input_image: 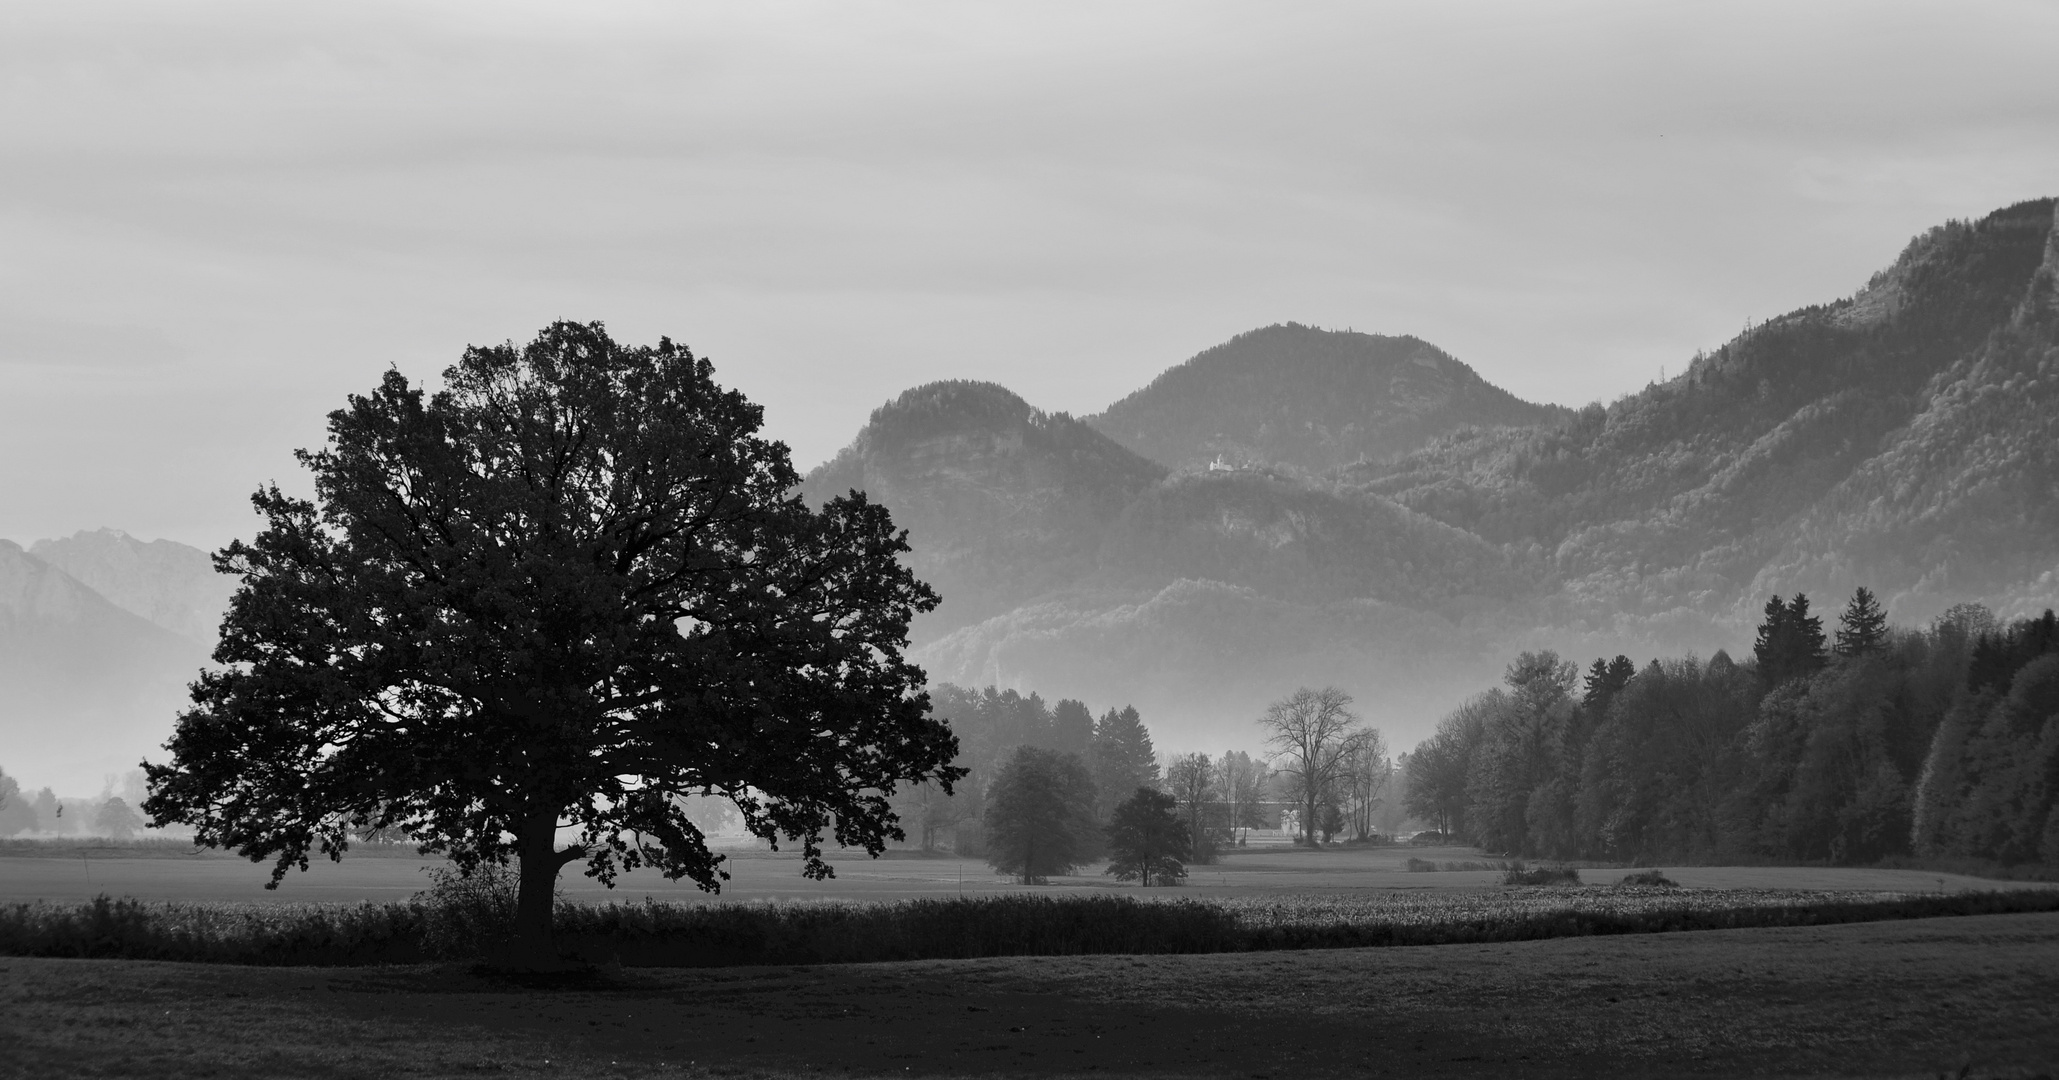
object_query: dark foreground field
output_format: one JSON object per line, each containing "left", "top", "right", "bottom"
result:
{"left": 5, "top": 912, "right": 2056, "bottom": 1080}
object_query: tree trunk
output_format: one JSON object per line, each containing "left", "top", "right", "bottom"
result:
{"left": 1305, "top": 792, "right": 1319, "bottom": 849}
{"left": 512, "top": 810, "right": 578, "bottom": 969}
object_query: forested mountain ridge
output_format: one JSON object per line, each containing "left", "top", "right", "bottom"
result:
{"left": 799, "top": 380, "right": 1169, "bottom": 632}
{"left": 802, "top": 379, "right": 1532, "bottom": 644}
{"left": 1350, "top": 196, "right": 2059, "bottom": 625}
{"left": 1088, "top": 324, "right": 1572, "bottom": 473}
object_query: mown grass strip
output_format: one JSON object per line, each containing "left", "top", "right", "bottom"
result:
{"left": 4, "top": 888, "right": 2055, "bottom": 968}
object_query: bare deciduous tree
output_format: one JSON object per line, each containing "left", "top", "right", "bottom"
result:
{"left": 1164, "top": 752, "right": 1216, "bottom": 859}
{"left": 1338, "top": 730, "right": 1391, "bottom": 840}
{"left": 1214, "top": 751, "right": 1270, "bottom": 845}
{"left": 1256, "top": 686, "right": 1374, "bottom": 848}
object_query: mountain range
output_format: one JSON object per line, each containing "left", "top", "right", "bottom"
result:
{"left": 806, "top": 197, "right": 2059, "bottom": 750}
{"left": 9, "top": 197, "right": 2057, "bottom": 785}
{"left": 0, "top": 533, "right": 216, "bottom": 795}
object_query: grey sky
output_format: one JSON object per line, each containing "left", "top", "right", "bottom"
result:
{"left": 3, "top": 0, "right": 2056, "bottom": 550}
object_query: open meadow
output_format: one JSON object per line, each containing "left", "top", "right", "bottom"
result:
{"left": 0, "top": 841, "right": 2029, "bottom": 905}
{"left": 5, "top": 911, "right": 2057, "bottom": 1079}
{"left": 6, "top": 840, "right": 2058, "bottom": 1077}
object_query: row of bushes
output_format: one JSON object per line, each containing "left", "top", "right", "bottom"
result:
{"left": 5, "top": 884, "right": 2056, "bottom": 968}
{"left": 1400, "top": 857, "right": 1588, "bottom": 884}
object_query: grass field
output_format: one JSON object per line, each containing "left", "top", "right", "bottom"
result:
{"left": 0, "top": 842, "right": 2031, "bottom": 904}
{"left": 4, "top": 911, "right": 2056, "bottom": 1079}
{"left": 7, "top": 841, "right": 2055, "bottom": 1077}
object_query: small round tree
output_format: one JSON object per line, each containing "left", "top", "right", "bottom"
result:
{"left": 143, "top": 321, "right": 963, "bottom": 964}
{"left": 1105, "top": 787, "right": 1188, "bottom": 886}
{"left": 983, "top": 746, "right": 1097, "bottom": 884}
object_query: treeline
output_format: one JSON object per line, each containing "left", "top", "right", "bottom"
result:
{"left": 891, "top": 685, "right": 1162, "bottom": 855}
{"left": 907, "top": 683, "right": 1403, "bottom": 880}
{"left": 907, "top": 685, "right": 1274, "bottom": 862}
{"left": 0, "top": 767, "right": 147, "bottom": 840}
{"left": 1405, "top": 591, "right": 2059, "bottom": 867}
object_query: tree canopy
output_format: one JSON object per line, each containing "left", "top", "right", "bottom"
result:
{"left": 1408, "top": 596, "right": 2059, "bottom": 869}
{"left": 1090, "top": 705, "right": 1159, "bottom": 820}
{"left": 1834, "top": 587, "right": 1889, "bottom": 657}
{"left": 1105, "top": 787, "right": 1188, "bottom": 886}
{"left": 1754, "top": 593, "right": 1828, "bottom": 688}
{"left": 143, "top": 321, "right": 961, "bottom": 960}
{"left": 982, "top": 746, "right": 1098, "bottom": 884}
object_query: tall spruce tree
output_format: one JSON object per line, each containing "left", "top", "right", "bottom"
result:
{"left": 1834, "top": 587, "right": 1890, "bottom": 657}
{"left": 1583, "top": 655, "right": 1636, "bottom": 712}
{"left": 1754, "top": 593, "right": 1828, "bottom": 688}
{"left": 1090, "top": 705, "right": 1159, "bottom": 819}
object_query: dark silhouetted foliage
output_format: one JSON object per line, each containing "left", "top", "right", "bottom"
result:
{"left": 9, "top": 888, "right": 2059, "bottom": 968}
{"left": 1835, "top": 587, "right": 1890, "bottom": 657}
{"left": 143, "top": 322, "right": 960, "bottom": 963}
{"left": 1755, "top": 593, "right": 1828, "bottom": 689}
{"left": 1416, "top": 605, "right": 2059, "bottom": 870}
{"left": 1090, "top": 705, "right": 1160, "bottom": 821}
{"left": 983, "top": 746, "right": 1099, "bottom": 883}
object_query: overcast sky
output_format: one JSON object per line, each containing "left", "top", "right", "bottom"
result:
{"left": 4, "top": 0, "right": 2056, "bottom": 550}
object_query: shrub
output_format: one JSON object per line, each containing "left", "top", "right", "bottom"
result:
{"left": 1503, "top": 862, "right": 1581, "bottom": 886}
{"left": 1405, "top": 857, "right": 1437, "bottom": 872}
{"left": 416, "top": 863, "right": 521, "bottom": 958}
{"left": 1619, "top": 869, "right": 1679, "bottom": 888}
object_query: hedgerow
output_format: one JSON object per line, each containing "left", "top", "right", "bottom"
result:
{"left": 3, "top": 886, "right": 2055, "bottom": 968}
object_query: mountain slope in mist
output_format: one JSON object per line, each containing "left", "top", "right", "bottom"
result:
{"left": 0, "top": 540, "right": 205, "bottom": 792}
{"left": 31, "top": 529, "right": 232, "bottom": 645}
{"left": 1088, "top": 324, "right": 1572, "bottom": 473}
{"left": 1352, "top": 197, "right": 2059, "bottom": 627}
{"left": 800, "top": 380, "right": 1169, "bottom": 632}
{"left": 815, "top": 197, "right": 2059, "bottom": 750}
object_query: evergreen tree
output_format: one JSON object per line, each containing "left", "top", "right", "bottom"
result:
{"left": 1048, "top": 699, "right": 1095, "bottom": 759}
{"left": 1787, "top": 593, "right": 1828, "bottom": 675}
{"left": 1582, "top": 655, "right": 1636, "bottom": 715}
{"left": 1754, "top": 592, "right": 1828, "bottom": 688}
{"left": 1104, "top": 787, "right": 1189, "bottom": 886}
{"left": 1090, "top": 706, "right": 1159, "bottom": 820}
{"left": 1752, "top": 595, "right": 1790, "bottom": 685}
{"left": 1834, "top": 587, "right": 1889, "bottom": 657}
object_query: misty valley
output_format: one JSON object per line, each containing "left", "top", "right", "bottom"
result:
{"left": 5, "top": 198, "right": 2059, "bottom": 1078}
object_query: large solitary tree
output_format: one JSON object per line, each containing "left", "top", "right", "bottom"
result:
{"left": 143, "top": 321, "right": 962, "bottom": 962}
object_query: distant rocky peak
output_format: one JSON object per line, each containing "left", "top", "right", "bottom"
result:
{"left": 29, "top": 528, "right": 233, "bottom": 645}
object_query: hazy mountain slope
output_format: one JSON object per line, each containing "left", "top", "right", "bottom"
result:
{"left": 915, "top": 578, "right": 1492, "bottom": 751}
{"left": 1088, "top": 324, "right": 1572, "bottom": 472}
{"left": 1755, "top": 200, "right": 2059, "bottom": 614}
{"left": 1095, "top": 468, "right": 1522, "bottom": 613}
{"left": 1352, "top": 197, "right": 2059, "bottom": 625}
{"left": 866, "top": 198, "right": 2059, "bottom": 751}
{"left": 800, "top": 380, "right": 1168, "bottom": 635}
{"left": 0, "top": 541, "right": 205, "bottom": 793}
{"left": 31, "top": 529, "right": 233, "bottom": 645}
